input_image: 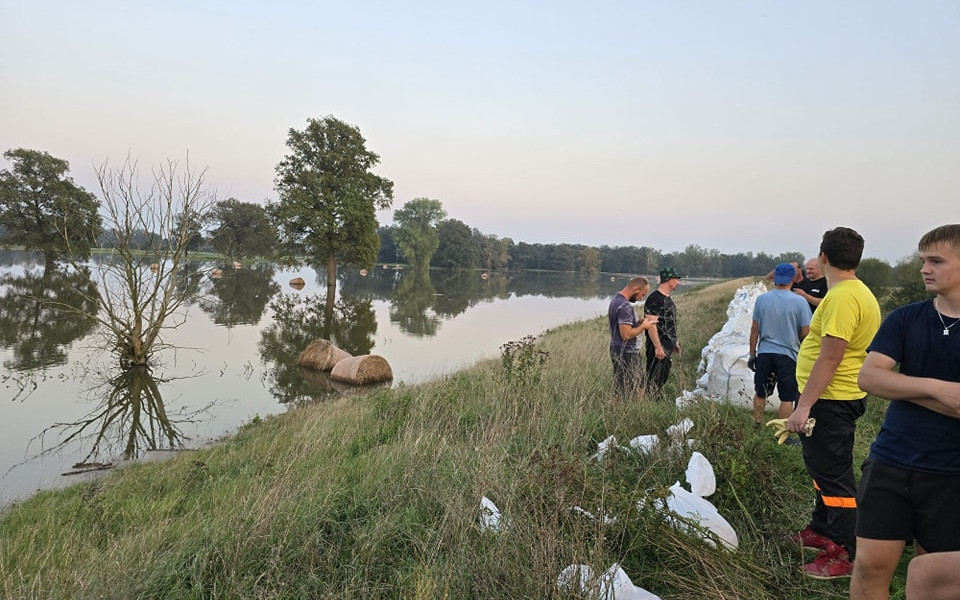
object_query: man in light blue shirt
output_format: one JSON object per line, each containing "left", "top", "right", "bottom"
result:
{"left": 749, "top": 263, "right": 812, "bottom": 425}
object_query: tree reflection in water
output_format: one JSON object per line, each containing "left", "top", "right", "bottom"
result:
{"left": 0, "top": 266, "right": 99, "bottom": 371}
{"left": 36, "top": 366, "right": 207, "bottom": 463}
{"left": 389, "top": 270, "right": 440, "bottom": 336}
{"left": 198, "top": 263, "right": 281, "bottom": 326}
{"left": 259, "top": 292, "right": 377, "bottom": 403}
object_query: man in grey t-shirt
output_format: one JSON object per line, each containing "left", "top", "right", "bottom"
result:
{"left": 749, "top": 263, "right": 811, "bottom": 425}
{"left": 608, "top": 277, "right": 658, "bottom": 400}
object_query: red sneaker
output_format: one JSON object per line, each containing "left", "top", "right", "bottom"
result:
{"left": 787, "top": 526, "right": 833, "bottom": 551}
{"left": 802, "top": 544, "right": 853, "bottom": 580}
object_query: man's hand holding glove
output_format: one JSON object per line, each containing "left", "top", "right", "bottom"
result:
{"left": 765, "top": 417, "right": 816, "bottom": 445}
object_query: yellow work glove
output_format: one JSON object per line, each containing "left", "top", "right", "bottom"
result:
{"left": 765, "top": 418, "right": 816, "bottom": 445}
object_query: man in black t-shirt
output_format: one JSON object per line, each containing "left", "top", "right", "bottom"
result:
{"left": 793, "top": 258, "right": 828, "bottom": 312}
{"left": 644, "top": 267, "right": 682, "bottom": 396}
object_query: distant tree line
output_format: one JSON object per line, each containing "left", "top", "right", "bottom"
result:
{"left": 0, "top": 115, "right": 931, "bottom": 315}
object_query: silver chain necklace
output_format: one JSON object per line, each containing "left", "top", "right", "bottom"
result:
{"left": 934, "top": 298, "right": 960, "bottom": 336}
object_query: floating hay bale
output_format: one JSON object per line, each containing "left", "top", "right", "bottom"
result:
{"left": 289, "top": 277, "right": 306, "bottom": 289}
{"left": 297, "top": 339, "right": 352, "bottom": 371}
{"left": 233, "top": 261, "right": 243, "bottom": 270}
{"left": 330, "top": 354, "right": 393, "bottom": 385}
{"left": 210, "top": 268, "right": 223, "bottom": 279}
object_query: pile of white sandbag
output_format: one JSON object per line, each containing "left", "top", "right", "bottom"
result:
{"left": 679, "top": 282, "right": 782, "bottom": 411}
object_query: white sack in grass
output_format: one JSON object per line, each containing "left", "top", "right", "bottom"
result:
{"left": 479, "top": 496, "right": 502, "bottom": 532}
{"left": 570, "top": 506, "right": 618, "bottom": 525}
{"left": 674, "top": 389, "right": 699, "bottom": 409}
{"left": 557, "top": 564, "right": 662, "bottom": 600}
{"left": 685, "top": 451, "right": 716, "bottom": 498}
{"left": 689, "top": 282, "right": 782, "bottom": 411}
{"left": 593, "top": 435, "right": 629, "bottom": 461}
{"left": 628, "top": 434, "right": 660, "bottom": 453}
{"left": 666, "top": 418, "right": 695, "bottom": 438}
{"left": 656, "top": 481, "right": 738, "bottom": 550}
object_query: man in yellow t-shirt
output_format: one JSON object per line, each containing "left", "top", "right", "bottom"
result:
{"left": 786, "top": 227, "right": 881, "bottom": 580}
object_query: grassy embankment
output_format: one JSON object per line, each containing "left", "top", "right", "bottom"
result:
{"left": 1, "top": 278, "right": 898, "bottom": 599}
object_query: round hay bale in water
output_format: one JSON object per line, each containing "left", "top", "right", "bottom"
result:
{"left": 297, "top": 339, "right": 352, "bottom": 371}
{"left": 289, "top": 277, "right": 305, "bottom": 289}
{"left": 330, "top": 354, "right": 393, "bottom": 385}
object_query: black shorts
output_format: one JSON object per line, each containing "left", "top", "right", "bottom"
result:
{"left": 856, "top": 458, "right": 960, "bottom": 552}
{"left": 753, "top": 353, "right": 799, "bottom": 402}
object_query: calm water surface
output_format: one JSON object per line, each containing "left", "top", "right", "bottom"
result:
{"left": 3, "top": 254, "right": 685, "bottom": 506}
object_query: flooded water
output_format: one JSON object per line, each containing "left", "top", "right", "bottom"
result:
{"left": 2, "top": 252, "right": 687, "bottom": 506}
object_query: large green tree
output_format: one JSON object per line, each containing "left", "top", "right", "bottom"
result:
{"left": 856, "top": 257, "right": 892, "bottom": 293}
{"left": 207, "top": 198, "right": 276, "bottom": 261}
{"left": 393, "top": 197, "right": 446, "bottom": 274}
{"left": 270, "top": 116, "right": 393, "bottom": 290}
{"left": 0, "top": 148, "right": 102, "bottom": 268}
{"left": 433, "top": 218, "right": 478, "bottom": 269}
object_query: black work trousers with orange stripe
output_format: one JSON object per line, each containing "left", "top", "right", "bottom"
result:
{"left": 799, "top": 397, "right": 866, "bottom": 557}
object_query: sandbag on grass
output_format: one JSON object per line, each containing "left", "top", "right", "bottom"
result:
{"left": 297, "top": 339, "right": 352, "bottom": 371}
{"left": 330, "top": 354, "right": 393, "bottom": 385}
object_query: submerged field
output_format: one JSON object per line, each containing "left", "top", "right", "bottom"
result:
{"left": 0, "top": 278, "right": 900, "bottom": 599}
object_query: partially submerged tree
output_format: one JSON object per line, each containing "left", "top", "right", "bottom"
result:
{"left": 0, "top": 148, "right": 102, "bottom": 269}
{"left": 393, "top": 197, "right": 446, "bottom": 275}
{"left": 64, "top": 156, "right": 217, "bottom": 367}
{"left": 207, "top": 198, "right": 276, "bottom": 262}
{"left": 270, "top": 116, "right": 393, "bottom": 292}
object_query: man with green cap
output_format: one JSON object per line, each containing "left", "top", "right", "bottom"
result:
{"left": 644, "top": 267, "right": 682, "bottom": 396}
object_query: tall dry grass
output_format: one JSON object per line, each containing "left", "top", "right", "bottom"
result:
{"left": 1, "top": 278, "right": 879, "bottom": 599}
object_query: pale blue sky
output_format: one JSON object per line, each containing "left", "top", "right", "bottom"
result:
{"left": 2, "top": 1, "right": 957, "bottom": 263}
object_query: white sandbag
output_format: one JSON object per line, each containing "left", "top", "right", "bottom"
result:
{"left": 690, "top": 283, "right": 782, "bottom": 410}
{"left": 628, "top": 434, "right": 660, "bottom": 453}
{"left": 603, "top": 565, "right": 662, "bottom": 600}
{"left": 666, "top": 418, "right": 695, "bottom": 438}
{"left": 557, "top": 564, "right": 661, "bottom": 600}
{"left": 479, "top": 496, "right": 502, "bottom": 532}
{"left": 685, "top": 451, "right": 716, "bottom": 498}
{"left": 593, "top": 435, "right": 628, "bottom": 461}
{"left": 654, "top": 481, "right": 738, "bottom": 550}
{"left": 570, "top": 506, "right": 618, "bottom": 525}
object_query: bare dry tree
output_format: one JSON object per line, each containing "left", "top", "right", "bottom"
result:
{"left": 61, "top": 155, "right": 217, "bottom": 367}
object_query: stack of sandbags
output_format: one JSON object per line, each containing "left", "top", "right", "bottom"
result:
{"left": 330, "top": 355, "right": 393, "bottom": 385}
{"left": 297, "top": 339, "right": 352, "bottom": 371}
{"left": 688, "top": 282, "right": 778, "bottom": 410}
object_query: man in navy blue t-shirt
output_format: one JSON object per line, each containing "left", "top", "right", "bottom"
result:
{"left": 850, "top": 224, "right": 960, "bottom": 599}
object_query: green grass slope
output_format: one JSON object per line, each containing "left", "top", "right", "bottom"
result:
{"left": 1, "top": 278, "right": 899, "bottom": 599}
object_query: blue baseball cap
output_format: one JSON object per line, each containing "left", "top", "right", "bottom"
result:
{"left": 773, "top": 263, "right": 796, "bottom": 285}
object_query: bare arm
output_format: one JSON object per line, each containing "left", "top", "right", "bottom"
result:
{"left": 793, "top": 288, "right": 823, "bottom": 307}
{"left": 618, "top": 315, "right": 658, "bottom": 342}
{"left": 859, "top": 351, "right": 960, "bottom": 418}
{"left": 787, "top": 334, "right": 847, "bottom": 432}
{"left": 646, "top": 320, "right": 666, "bottom": 359}
{"left": 799, "top": 325, "right": 810, "bottom": 340}
{"left": 749, "top": 321, "right": 759, "bottom": 356}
